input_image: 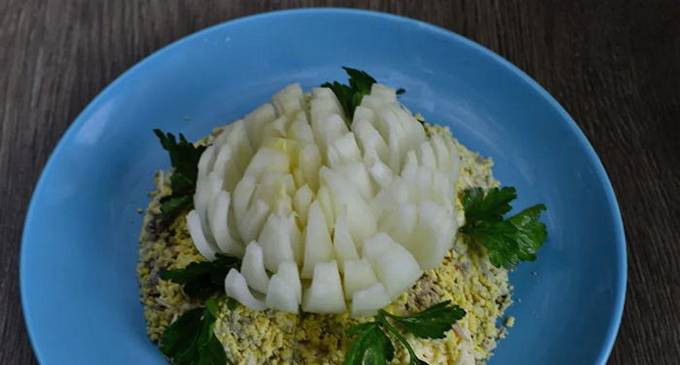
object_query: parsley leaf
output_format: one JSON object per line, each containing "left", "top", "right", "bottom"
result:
{"left": 160, "top": 297, "right": 227, "bottom": 365}
{"left": 322, "top": 81, "right": 357, "bottom": 120}
{"left": 460, "top": 187, "right": 548, "bottom": 269}
{"left": 343, "top": 322, "right": 394, "bottom": 365}
{"left": 344, "top": 67, "right": 377, "bottom": 95}
{"left": 344, "top": 302, "right": 465, "bottom": 365}
{"left": 379, "top": 301, "right": 466, "bottom": 339}
{"left": 160, "top": 254, "right": 241, "bottom": 301}
{"left": 153, "top": 129, "right": 206, "bottom": 220}
{"left": 470, "top": 210, "right": 548, "bottom": 269}
{"left": 322, "top": 67, "right": 406, "bottom": 120}
{"left": 159, "top": 195, "right": 193, "bottom": 219}
{"left": 154, "top": 129, "right": 205, "bottom": 182}
{"left": 461, "top": 187, "right": 516, "bottom": 224}
{"left": 377, "top": 319, "right": 427, "bottom": 365}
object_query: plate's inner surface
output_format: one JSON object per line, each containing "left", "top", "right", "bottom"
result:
{"left": 21, "top": 9, "right": 624, "bottom": 365}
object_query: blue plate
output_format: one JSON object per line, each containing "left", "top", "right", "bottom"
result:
{"left": 20, "top": 8, "right": 626, "bottom": 365}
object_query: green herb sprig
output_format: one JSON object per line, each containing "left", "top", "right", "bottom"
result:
{"left": 160, "top": 297, "right": 228, "bottom": 365}
{"left": 344, "top": 301, "right": 465, "bottom": 365}
{"left": 160, "top": 254, "right": 241, "bottom": 301}
{"left": 322, "top": 67, "right": 406, "bottom": 122}
{"left": 153, "top": 129, "right": 206, "bottom": 220}
{"left": 460, "top": 187, "right": 548, "bottom": 269}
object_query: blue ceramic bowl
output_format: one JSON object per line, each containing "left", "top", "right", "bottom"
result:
{"left": 20, "top": 8, "right": 626, "bottom": 365}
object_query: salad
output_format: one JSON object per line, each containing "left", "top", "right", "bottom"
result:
{"left": 137, "top": 68, "right": 547, "bottom": 364}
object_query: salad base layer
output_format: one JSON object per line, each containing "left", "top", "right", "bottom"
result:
{"left": 137, "top": 125, "right": 513, "bottom": 365}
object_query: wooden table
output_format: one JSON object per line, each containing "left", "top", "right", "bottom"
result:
{"left": 1, "top": 1, "right": 678, "bottom": 364}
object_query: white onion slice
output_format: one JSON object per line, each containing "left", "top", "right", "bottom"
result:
{"left": 353, "top": 118, "right": 388, "bottom": 163}
{"left": 418, "top": 141, "right": 437, "bottom": 169}
{"left": 243, "top": 147, "right": 289, "bottom": 178}
{"left": 333, "top": 207, "right": 360, "bottom": 270}
{"left": 223, "top": 120, "right": 253, "bottom": 172}
{"left": 209, "top": 191, "right": 243, "bottom": 256}
{"left": 366, "top": 157, "right": 395, "bottom": 190}
{"left": 378, "top": 203, "right": 417, "bottom": 245}
{"left": 224, "top": 269, "right": 266, "bottom": 311}
{"left": 197, "top": 144, "right": 216, "bottom": 178}
{"left": 288, "top": 113, "right": 315, "bottom": 145}
{"left": 336, "top": 161, "right": 375, "bottom": 200}
{"left": 212, "top": 145, "right": 241, "bottom": 192}
{"left": 241, "top": 241, "right": 269, "bottom": 293}
{"left": 298, "top": 143, "right": 321, "bottom": 191}
{"left": 360, "top": 94, "right": 386, "bottom": 111}
{"left": 266, "top": 274, "right": 298, "bottom": 313}
{"left": 232, "top": 175, "right": 256, "bottom": 222}
{"left": 370, "top": 84, "right": 397, "bottom": 104}
{"left": 404, "top": 201, "right": 455, "bottom": 270}
{"left": 272, "top": 83, "right": 303, "bottom": 116}
{"left": 186, "top": 210, "right": 218, "bottom": 261}
{"left": 311, "top": 89, "right": 344, "bottom": 124}
{"left": 237, "top": 199, "right": 270, "bottom": 244}
{"left": 320, "top": 168, "right": 376, "bottom": 244}
{"left": 363, "top": 233, "right": 422, "bottom": 299}
{"left": 343, "top": 259, "right": 378, "bottom": 300}
{"left": 259, "top": 214, "right": 296, "bottom": 272}
{"left": 430, "top": 134, "right": 451, "bottom": 172}
{"left": 244, "top": 103, "right": 276, "bottom": 149}
{"left": 194, "top": 171, "right": 222, "bottom": 237}
{"left": 313, "top": 114, "right": 348, "bottom": 160}
{"left": 352, "top": 106, "right": 376, "bottom": 125}
{"left": 301, "top": 201, "right": 334, "bottom": 278}
{"left": 266, "top": 261, "right": 301, "bottom": 313}
{"left": 351, "top": 283, "right": 391, "bottom": 317}
{"left": 327, "top": 132, "right": 362, "bottom": 167}
{"left": 261, "top": 115, "right": 290, "bottom": 143}
{"left": 302, "top": 261, "right": 346, "bottom": 313}
{"left": 277, "top": 261, "right": 302, "bottom": 303}
{"left": 293, "top": 185, "right": 313, "bottom": 227}
{"left": 316, "top": 186, "right": 335, "bottom": 229}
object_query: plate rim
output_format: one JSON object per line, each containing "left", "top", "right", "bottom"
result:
{"left": 20, "top": 7, "right": 627, "bottom": 364}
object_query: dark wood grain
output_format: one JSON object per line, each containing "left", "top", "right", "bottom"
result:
{"left": 1, "top": 1, "right": 678, "bottom": 364}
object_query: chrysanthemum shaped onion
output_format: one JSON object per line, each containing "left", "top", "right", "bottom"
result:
{"left": 186, "top": 83, "right": 460, "bottom": 316}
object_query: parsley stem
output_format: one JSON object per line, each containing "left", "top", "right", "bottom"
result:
{"left": 377, "top": 312, "right": 424, "bottom": 365}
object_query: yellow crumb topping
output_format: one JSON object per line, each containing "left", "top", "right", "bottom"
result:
{"left": 137, "top": 126, "right": 512, "bottom": 364}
